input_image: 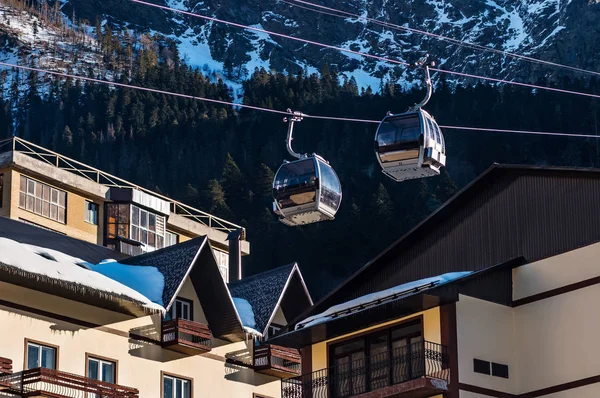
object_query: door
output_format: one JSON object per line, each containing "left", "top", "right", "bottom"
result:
{"left": 331, "top": 339, "right": 366, "bottom": 397}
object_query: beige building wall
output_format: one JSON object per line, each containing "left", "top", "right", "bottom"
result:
{"left": 8, "top": 169, "right": 104, "bottom": 244}
{"left": 456, "top": 295, "right": 517, "bottom": 394}
{"left": 0, "top": 282, "right": 281, "bottom": 398}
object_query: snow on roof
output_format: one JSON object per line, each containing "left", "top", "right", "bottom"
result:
{"left": 232, "top": 297, "right": 261, "bottom": 336}
{"left": 89, "top": 260, "right": 165, "bottom": 306}
{"left": 296, "top": 272, "right": 472, "bottom": 330}
{"left": 0, "top": 238, "right": 165, "bottom": 313}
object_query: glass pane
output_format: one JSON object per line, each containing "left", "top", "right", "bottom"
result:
{"left": 376, "top": 114, "right": 421, "bottom": 150}
{"left": 141, "top": 229, "right": 148, "bottom": 244}
{"left": 131, "top": 226, "right": 139, "bottom": 242}
{"left": 149, "top": 213, "right": 156, "bottom": 232}
{"left": 156, "top": 235, "right": 164, "bottom": 249}
{"left": 19, "top": 192, "right": 25, "bottom": 208}
{"left": 26, "top": 196, "right": 34, "bottom": 211}
{"left": 27, "top": 179, "right": 35, "bottom": 194}
{"left": 42, "top": 201, "right": 50, "bottom": 217}
{"left": 175, "top": 301, "right": 182, "bottom": 319}
{"left": 118, "top": 224, "right": 129, "bottom": 239}
{"left": 58, "top": 192, "right": 66, "bottom": 207}
{"left": 273, "top": 159, "right": 317, "bottom": 210}
{"left": 176, "top": 379, "right": 182, "bottom": 398}
{"left": 182, "top": 303, "right": 190, "bottom": 320}
{"left": 333, "top": 339, "right": 364, "bottom": 356}
{"left": 102, "top": 362, "right": 115, "bottom": 383}
{"left": 132, "top": 206, "right": 140, "bottom": 226}
{"left": 148, "top": 232, "right": 155, "bottom": 247}
{"left": 20, "top": 176, "right": 26, "bottom": 192}
{"left": 163, "top": 377, "right": 173, "bottom": 398}
{"left": 50, "top": 188, "right": 58, "bottom": 203}
{"left": 42, "top": 185, "right": 50, "bottom": 201}
{"left": 108, "top": 223, "right": 116, "bottom": 238}
{"left": 118, "top": 204, "right": 130, "bottom": 223}
{"left": 35, "top": 198, "right": 42, "bottom": 214}
{"left": 57, "top": 207, "right": 65, "bottom": 223}
{"left": 140, "top": 210, "right": 148, "bottom": 229}
{"left": 317, "top": 161, "right": 342, "bottom": 211}
{"left": 88, "top": 359, "right": 99, "bottom": 380}
{"left": 27, "top": 344, "right": 40, "bottom": 369}
{"left": 183, "top": 381, "right": 190, "bottom": 398}
{"left": 41, "top": 346, "right": 55, "bottom": 369}
{"left": 369, "top": 334, "right": 389, "bottom": 390}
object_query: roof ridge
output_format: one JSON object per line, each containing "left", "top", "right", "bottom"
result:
{"left": 120, "top": 236, "right": 207, "bottom": 264}
{"left": 228, "top": 263, "right": 296, "bottom": 287}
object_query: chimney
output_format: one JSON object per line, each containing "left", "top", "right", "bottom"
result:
{"left": 226, "top": 228, "right": 244, "bottom": 283}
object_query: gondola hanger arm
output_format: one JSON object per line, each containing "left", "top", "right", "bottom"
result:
{"left": 284, "top": 109, "right": 308, "bottom": 160}
{"left": 409, "top": 54, "right": 435, "bottom": 111}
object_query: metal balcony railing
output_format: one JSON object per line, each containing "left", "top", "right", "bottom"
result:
{"left": 254, "top": 344, "right": 302, "bottom": 377}
{"left": 0, "top": 137, "right": 245, "bottom": 235}
{"left": 162, "top": 318, "right": 212, "bottom": 353}
{"left": 282, "top": 340, "right": 449, "bottom": 398}
{"left": 0, "top": 367, "right": 139, "bottom": 397}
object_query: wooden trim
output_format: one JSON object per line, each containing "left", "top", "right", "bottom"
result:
{"left": 160, "top": 370, "right": 194, "bottom": 398}
{"left": 513, "top": 275, "right": 600, "bottom": 307}
{"left": 301, "top": 345, "right": 312, "bottom": 377}
{"left": 520, "top": 374, "right": 600, "bottom": 398}
{"left": 253, "top": 393, "right": 275, "bottom": 398}
{"left": 325, "top": 314, "right": 424, "bottom": 368}
{"left": 24, "top": 338, "right": 60, "bottom": 371}
{"left": 85, "top": 352, "right": 119, "bottom": 384}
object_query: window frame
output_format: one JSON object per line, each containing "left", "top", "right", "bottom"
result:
{"left": 213, "top": 249, "right": 229, "bottom": 283}
{"left": 85, "top": 201, "right": 99, "bottom": 225}
{"left": 24, "top": 338, "right": 59, "bottom": 370}
{"left": 161, "top": 371, "right": 193, "bottom": 398}
{"left": 169, "top": 297, "right": 193, "bottom": 321}
{"left": 19, "top": 176, "right": 67, "bottom": 224}
{"left": 85, "top": 353, "right": 118, "bottom": 384}
{"left": 130, "top": 204, "right": 166, "bottom": 250}
{"left": 0, "top": 173, "right": 4, "bottom": 208}
{"left": 165, "top": 231, "right": 179, "bottom": 247}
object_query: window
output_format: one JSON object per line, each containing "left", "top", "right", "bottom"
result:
{"left": 106, "top": 203, "right": 130, "bottom": 240}
{"left": 169, "top": 298, "right": 192, "bottom": 321}
{"left": 491, "top": 362, "right": 509, "bottom": 379}
{"left": 87, "top": 356, "right": 116, "bottom": 384}
{"left": 213, "top": 249, "right": 229, "bottom": 282}
{"left": 473, "top": 358, "right": 491, "bottom": 375}
{"left": 85, "top": 201, "right": 99, "bottom": 225}
{"left": 165, "top": 231, "right": 179, "bottom": 247}
{"left": 130, "top": 205, "right": 166, "bottom": 250}
{"left": 163, "top": 374, "right": 191, "bottom": 398}
{"left": 19, "top": 176, "right": 66, "bottom": 223}
{"left": 0, "top": 174, "right": 3, "bottom": 208}
{"left": 26, "top": 341, "right": 57, "bottom": 370}
{"left": 328, "top": 319, "right": 424, "bottom": 396}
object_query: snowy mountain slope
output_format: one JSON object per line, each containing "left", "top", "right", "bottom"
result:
{"left": 4, "top": 0, "right": 600, "bottom": 89}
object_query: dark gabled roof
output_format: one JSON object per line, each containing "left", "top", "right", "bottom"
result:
{"left": 121, "top": 238, "right": 206, "bottom": 310}
{"left": 0, "top": 217, "right": 126, "bottom": 263}
{"left": 228, "top": 263, "right": 312, "bottom": 335}
{"left": 122, "top": 237, "right": 246, "bottom": 341}
{"left": 289, "top": 164, "right": 600, "bottom": 327}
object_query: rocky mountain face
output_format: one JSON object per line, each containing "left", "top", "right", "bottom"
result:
{"left": 55, "top": 0, "right": 600, "bottom": 87}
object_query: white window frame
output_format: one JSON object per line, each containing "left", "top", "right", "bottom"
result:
{"left": 130, "top": 205, "right": 165, "bottom": 250}
{"left": 268, "top": 325, "right": 282, "bottom": 339}
{"left": 85, "top": 201, "right": 99, "bottom": 225}
{"left": 19, "top": 176, "right": 66, "bottom": 223}
{"left": 87, "top": 356, "right": 116, "bottom": 383}
{"left": 26, "top": 342, "right": 56, "bottom": 370}
{"left": 165, "top": 231, "right": 179, "bottom": 247}
{"left": 163, "top": 374, "right": 191, "bottom": 398}
{"left": 170, "top": 298, "right": 192, "bottom": 321}
{"left": 213, "top": 249, "right": 229, "bottom": 283}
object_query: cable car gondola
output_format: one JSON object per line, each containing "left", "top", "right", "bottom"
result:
{"left": 272, "top": 111, "right": 342, "bottom": 226}
{"left": 374, "top": 55, "right": 446, "bottom": 182}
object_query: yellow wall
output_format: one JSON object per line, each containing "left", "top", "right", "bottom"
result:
{"left": 311, "top": 307, "right": 441, "bottom": 372}
{"left": 8, "top": 169, "right": 104, "bottom": 244}
{"left": 0, "top": 281, "right": 281, "bottom": 397}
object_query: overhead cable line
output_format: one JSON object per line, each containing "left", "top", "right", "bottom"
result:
{"left": 128, "top": 0, "right": 600, "bottom": 101}
{"left": 1, "top": 60, "right": 598, "bottom": 140}
{"left": 280, "top": 0, "right": 600, "bottom": 78}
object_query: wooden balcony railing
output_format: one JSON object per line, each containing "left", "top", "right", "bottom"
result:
{"left": 162, "top": 318, "right": 212, "bottom": 355}
{"left": 254, "top": 344, "right": 302, "bottom": 378}
{"left": 0, "top": 367, "right": 138, "bottom": 397}
{"left": 0, "top": 357, "right": 11, "bottom": 375}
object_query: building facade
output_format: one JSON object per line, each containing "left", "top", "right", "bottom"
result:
{"left": 0, "top": 137, "right": 249, "bottom": 282}
{"left": 0, "top": 216, "right": 313, "bottom": 397}
{"left": 271, "top": 165, "right": 600, "bottom": 398}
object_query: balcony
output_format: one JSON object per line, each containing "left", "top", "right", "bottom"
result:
{"left": 0, "top": 357, "right": 11, "bottom": 391}
{"left": 0, "top": 367, "right": 138, "bottom": 397}
{"left": 254, "top": 344, "right": 302, "bottom": 378}
{"left": 282, "top": 341, "right": 449, "bottom": 398}
{"left": 162, "top": 318, "right": 212, "bottom": 355}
